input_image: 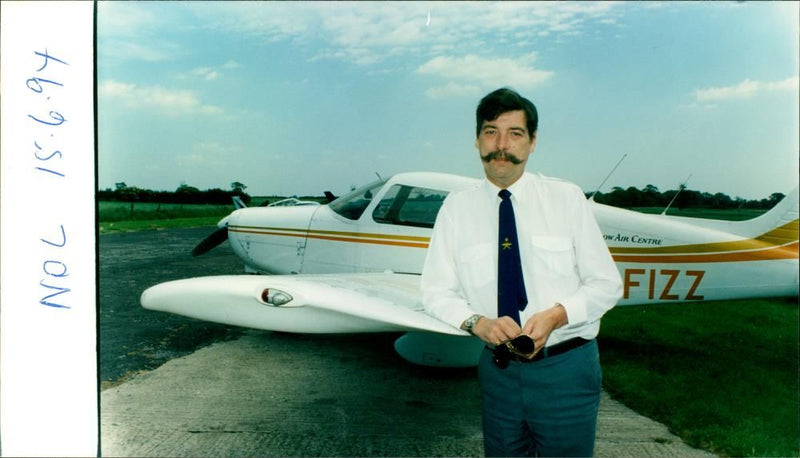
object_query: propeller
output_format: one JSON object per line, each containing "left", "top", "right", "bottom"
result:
{"left": 191, "top": 226, "right": 229, "bottom": 257}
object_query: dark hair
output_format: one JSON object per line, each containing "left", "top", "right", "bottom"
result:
{"left": 475, "top": 88, "right": 538, "bottom": 140}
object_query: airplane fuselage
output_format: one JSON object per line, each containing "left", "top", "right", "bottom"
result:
{"left": 222, "top": 172, "right": 799, "bottom": 305}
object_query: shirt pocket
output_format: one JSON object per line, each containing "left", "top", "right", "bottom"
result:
{"left": 455, "top": 242, "right": 495, "bottom": 288}
{"left": 529, "top": 236, "right": 576, "bottom": 278}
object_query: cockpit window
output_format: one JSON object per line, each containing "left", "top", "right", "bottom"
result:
{"left": 329, "top": 179, "right": 387, "bottom": 220}
{"left": 372, "top": 184, "right": 448, "bottom": 228}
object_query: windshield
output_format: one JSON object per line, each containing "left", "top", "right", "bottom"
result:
{"left": 372, "top": 184, "right": 448, "bottom": 228}
{"left": 328, "top": 179, "right": 387, "bottom": 220}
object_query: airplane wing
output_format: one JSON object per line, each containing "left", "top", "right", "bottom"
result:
{"left": 141, "top": 272, "right": 466, "bottom": 336}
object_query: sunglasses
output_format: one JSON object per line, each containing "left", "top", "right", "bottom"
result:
{"left": 492, "top": 335, "right": 536, "bottom": 369}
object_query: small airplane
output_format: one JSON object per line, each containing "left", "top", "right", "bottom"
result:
{"left": 141, "top": 172, "right": 799, "bottom": 367}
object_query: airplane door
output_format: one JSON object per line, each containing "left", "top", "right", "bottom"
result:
{"left": 300, "top": 179, "right": 386, "bottom": 274}
{"left": 301, "top": 207, "right": 359, "bottom": 273}
{"left": 301, "top": 180, "right": 447, "bottom": 275}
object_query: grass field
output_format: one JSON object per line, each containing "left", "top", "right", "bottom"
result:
{"left": 99, "top": 200, "right": 271, "bottom": 232}
{"left": 97, "top": 197, "right": 326, "bottom": 232}
{"left": 100, "top": 216, "right": 226, "bottom": 233}
{"left": 599, "top": 297, "right": 799, "bottom": 457}
{"left": 99, "top": 201, "right": 232, "bottom": 221}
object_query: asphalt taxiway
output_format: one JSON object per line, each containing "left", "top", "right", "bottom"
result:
{"left": 100, "top": 226, "right": 715, "bottom": 457}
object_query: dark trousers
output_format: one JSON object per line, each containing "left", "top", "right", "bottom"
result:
{"left": 477, "top": 340, "right": 602, "bottom": 457}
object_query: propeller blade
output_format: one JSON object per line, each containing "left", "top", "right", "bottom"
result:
{"left": 191, "top": 227, "right": 228, "bottom": 257}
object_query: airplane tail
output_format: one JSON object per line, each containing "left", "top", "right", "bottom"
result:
{"left": 732, "top": 186, "right": 799, "bottom": 242}
{"left": 662, "top": 186, "right": 799, "bottom": 243}
{"left": 232, "top": 195, "right": 247, "bottom": 209}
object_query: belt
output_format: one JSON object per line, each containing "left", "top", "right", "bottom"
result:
{"left": 490, "top": 337, "right": 592, "bottom": 368}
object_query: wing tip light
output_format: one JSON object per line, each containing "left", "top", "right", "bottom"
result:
{"left": 261, "top": 288, "right": 294, "bottom": 307}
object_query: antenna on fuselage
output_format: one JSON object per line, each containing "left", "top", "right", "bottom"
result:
{"left": 661, "top": 174, "right": 692, "bottom": 215}
{"left": 589, "top": 154, "right": 627, "bottom": 200}
{"left": 375, "top": 172, "right": 384, "bottom": 180}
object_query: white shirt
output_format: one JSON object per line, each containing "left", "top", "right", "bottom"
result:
{"left": 421, "top": 172, "right": 623, "bottom": 345}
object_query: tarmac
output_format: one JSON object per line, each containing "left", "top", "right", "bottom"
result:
{"left": 99, "top": 227, "right": 715, "bottom": 457}
{"left": 100, "top": 332, "right": 715, "bottom": 457}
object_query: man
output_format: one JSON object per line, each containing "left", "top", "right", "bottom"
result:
{"left": 422, "top": 88, "right": 622, "bottom": 457}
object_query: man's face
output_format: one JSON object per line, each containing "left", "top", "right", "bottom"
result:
{"left": 475, "top": 109, "right": 536, "bottom": 188}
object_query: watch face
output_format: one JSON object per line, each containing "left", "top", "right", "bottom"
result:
{"left": 467, "top": 315, "right": 478, "bottom": 330}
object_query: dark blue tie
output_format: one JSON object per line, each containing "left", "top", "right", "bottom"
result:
{"left": 498, "top": 189, "right": 528, "bottom": 325}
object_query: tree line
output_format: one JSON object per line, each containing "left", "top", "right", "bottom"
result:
{"left": 590, "top": 185, "right": 785, "bottom": 210}
{"left": 98, "top": 182, "right": 252, "bottom": 206}
{"left": 99, "top": 181, "right": 786, "bottom": 211}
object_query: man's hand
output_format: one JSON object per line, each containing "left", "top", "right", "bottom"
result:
{"left": 470, "top": 316, "right": 521, "bottom": 346}
{"left": 464, "top": 303, "right": 568, "bottom": 351}
{"left": 521, "top": 303, "right": 568, "bottom": 357}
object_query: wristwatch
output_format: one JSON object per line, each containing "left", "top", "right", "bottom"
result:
{"left": 464, "top": 314, "right": 483, "bottom": 335}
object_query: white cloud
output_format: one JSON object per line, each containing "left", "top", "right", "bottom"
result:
{"left": 188, "top": 2, "right": 624, "bottom": 67}
{"left": 694, "top": 79, "right": 760, "bottom": 101}
{"left": 417, "top": 54, "right": 554, "bottom": 97}
{"left": 98, "top": 80, "right": 136, "bottom": 98}
{"left": 693, "top": 76, "right": 799, "bottom": 102}
{"left": 99, "top": 80, "right": 223, "bottom": 116}
{"left": 198, "top": 105, "right": 224, "bottom": 115}
{"left": 98, "top": 3, "right": 181, "bottom": 62}
{"left": 102, "top": 39, "right": 176, "bottom": 63}
{"left": 99, "top": 2, "right": 620, "bottom": 100}
{"left": 98, "top": 2, "right": 161, "bottom": 38}
{"left": 425, "top": 82, "right": 482, "bottom": 100}
{"left": 190, "top": 67, "right": 220, "bottom": 81}
{"left": 222, "top": 60, "right": 242, "bottom": 69}
{"left": 764, "top": 76, "right": 800, "bottom": 91}
{"left": 176, "top": 62, "right": 243, "bottom": 82}
{"left": 190, "top": 2, "right": 311, "bottom": 43}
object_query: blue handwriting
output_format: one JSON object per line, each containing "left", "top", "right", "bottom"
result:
{"left": 29, "top": 49, "right": 72, "bottom": 309}
{"left": 39, "top": 225, "right": 70, "bottom": 309}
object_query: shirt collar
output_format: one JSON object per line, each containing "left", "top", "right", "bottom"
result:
{"left": 483, "top": 172, "right": 530, "bottom": 204}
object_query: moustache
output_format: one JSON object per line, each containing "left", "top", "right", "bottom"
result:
{"left": 480, "top": 150, "right": 524, "bottom": 165}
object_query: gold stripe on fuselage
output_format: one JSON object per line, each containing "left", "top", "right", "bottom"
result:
{"left": 611, "top": 241, "right": 798, "bottom": 264}
{"left": 229, "top": 219, "right": 800, "bottom": 263}
{"left": 229, "top": 225, "right": 430, "bottom": 248}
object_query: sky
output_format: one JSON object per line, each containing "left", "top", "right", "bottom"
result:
{"left": 97, "top": 1, "right": 799, "bottom": 200}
